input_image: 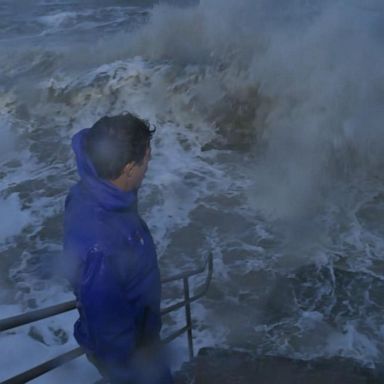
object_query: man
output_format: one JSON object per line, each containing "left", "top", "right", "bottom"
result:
{"left": 63, "top": 114, "right": 173, "bottom": 384}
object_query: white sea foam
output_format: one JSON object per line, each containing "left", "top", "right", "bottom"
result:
{"left": 324, "top": 323, "right": 380, "bottom": 365}
{"left": 0, "top": 120, "right": 16, "bottom": 162}
{"left": 0, "top": 310, "right": 100, "bottom": 383}
{"left": 37, "top": 6, "right": 145, "bottom": 36}
{"left": 0, "top": 194, "right": 30, "bottom": 243}
{"left": 38, "top": 11, "right": 83, "bottom": 28}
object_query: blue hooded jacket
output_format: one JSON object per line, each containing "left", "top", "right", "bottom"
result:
{"left": 63, "top": 128, "right": 166, "bottom": 380}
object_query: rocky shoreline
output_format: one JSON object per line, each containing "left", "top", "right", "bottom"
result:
{"left": 174, "top": 347, "right": 383, "bottom": 384}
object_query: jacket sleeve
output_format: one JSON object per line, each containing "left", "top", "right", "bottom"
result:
{"left": 79, "top": 247, "right": 171, "bottom": 383}
{"left": 111, "top": 244, "right": 162, "bottom": 349}
{"left": 77, "top": 246, "right": 139, "bottom": 364}
{"left": 138, "top": 267, "right": 162, "bottom": 348}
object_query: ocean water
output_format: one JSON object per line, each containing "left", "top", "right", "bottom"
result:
{"left": 1, "top": 0, "right": 384, "bottom": 382}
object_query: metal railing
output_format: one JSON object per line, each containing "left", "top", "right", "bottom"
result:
{"left": 0, "top": 253, "right": 213, "bottom": 384}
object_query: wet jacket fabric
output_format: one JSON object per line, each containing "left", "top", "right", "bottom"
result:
{"left": 63, "top": 129, "right": 171, "bottom": 383}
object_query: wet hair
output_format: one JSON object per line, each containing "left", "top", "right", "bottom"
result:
{"left": 85, "top": 113, "right": 155, "bottom": 180}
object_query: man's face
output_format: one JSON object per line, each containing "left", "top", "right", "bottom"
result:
{"left": 130, "top": 146, "right": 151, "bottom": 189}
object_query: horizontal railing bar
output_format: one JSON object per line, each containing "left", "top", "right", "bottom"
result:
{"left": 0, "top": 325, "right": 192, "bottom": 384}
{"left": 0, "top": 300, "right": 77, "bottom": 333}
{"left": 161, "top": 325, "right": 189, "bottom": 345}
{"left": 0, "top": 347, "right": 84, "bottom": 384}
{"left": 160, "top": 256, "right": 208, "bottom": 284}
{"left": 0, "top": 254, "right": 212, "bottom": 333}
{"left": 0, "top": 253, "right": 213, "bottom": 383}
{"left": 160, "top": 284, "right": 210, "bottom": 315}
{"left": 190, "top": 277, "right": 212, "bottom": 302}
{"left": 161, "top": 300, "right": 186, "bottom": 316}
{"left": 161, "top": 288, "right": 208, "bottom": 316}
{"left": 191, "top": 253, "right": 213, "bottom": 301}
{"left": 161, "top": 253, "right": 213, "bottom": 315}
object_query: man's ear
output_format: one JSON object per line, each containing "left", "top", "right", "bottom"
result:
{"left": 122, "top": 162, "right": 135, "bottom": 177}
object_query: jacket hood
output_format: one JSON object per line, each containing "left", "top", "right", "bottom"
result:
{"left": 71, "top": 128, "right": 137, "bottom": 211}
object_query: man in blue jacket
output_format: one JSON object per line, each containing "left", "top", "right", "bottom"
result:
{"left": 63, "top": 114, "right": 173, "bottom": 383}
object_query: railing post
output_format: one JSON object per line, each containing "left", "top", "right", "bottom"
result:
{"left": 183, "top": 276, "right": 194, "bottom": 360}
